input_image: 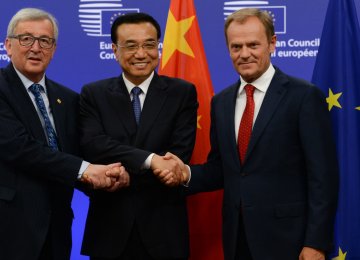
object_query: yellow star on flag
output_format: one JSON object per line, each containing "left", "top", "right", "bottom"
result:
{"left": 197, "top": 115, "right": 202, "bottom": 129}
{"left": 356, "top": 106, "right": 360, "bottom": 110}
{"left": 161, "top": 11, "right": 195, "bottom": 69}
{"left": 332, "top": 247, "right": 347, "bottom": 260}
{"left": 326, "top": 88, "right": 342, "bottom": 111}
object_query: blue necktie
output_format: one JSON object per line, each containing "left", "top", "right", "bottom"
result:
{"left": 29, "top": 84, "right": 59, "bottom": 150}
{"left": 131, "top": 86, "right": 142, "bottom": 125}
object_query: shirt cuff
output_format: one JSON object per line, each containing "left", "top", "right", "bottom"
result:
{"left": 183, "top": 164, "right": 191, "bottom": 187}
{"left": 78, "top": 161, "right": 90, "bottom": 179}
{"left": 142, "top": 153, "right": 155, "bottom": 170}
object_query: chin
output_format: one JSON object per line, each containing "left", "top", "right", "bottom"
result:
{"left": 131, "top": 72, "right": 147, "bottom": 78}
{"left": 239, "top": 71, "right": 252, "bottom": 78}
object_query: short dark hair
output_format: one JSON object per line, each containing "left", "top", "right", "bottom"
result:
{"left": 110, "top": 12, "right": 161, "bottom": 44}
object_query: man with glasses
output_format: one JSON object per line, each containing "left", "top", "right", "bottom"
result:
{"left": 0, "top": 8, "right": 129, "bottom": 260}
{"left": 79, "top": 12, "right": 198, "bottom": 260}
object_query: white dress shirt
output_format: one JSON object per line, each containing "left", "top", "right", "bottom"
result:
{"left": 123, "top": 71, "right": 154, "bottom": 109}
{"left": 234, "top": 64, "right": 275, "bottom": 142}
{"left": 123, "top": 71, "right": 155, "bottom": 169}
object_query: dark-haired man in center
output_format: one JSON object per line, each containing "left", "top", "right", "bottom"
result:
{"left": 79, "top": 12, "right": 198, "bottom": 260}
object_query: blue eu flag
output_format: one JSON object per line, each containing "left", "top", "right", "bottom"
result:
{"left": 101, "top": 9, "right": 138, "bottom": 36}
{"left": 261, "top": 7, "right": 286, "bottom": 34}
{"left": 312, "top": 0, "right": 360, "bottom": 259}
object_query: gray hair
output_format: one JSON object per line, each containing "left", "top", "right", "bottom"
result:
{"left": 7, "top": 8, "right": 59, "bottom": 41}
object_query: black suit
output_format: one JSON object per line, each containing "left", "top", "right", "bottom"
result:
{"left": 0, "top": 64, "right": 83, "bottom": 260}
{"left": 190, "top": 68, "right": 339, "bottom": 260}
{"left": 79, "top": 73, "right": 198, "bottom": 259}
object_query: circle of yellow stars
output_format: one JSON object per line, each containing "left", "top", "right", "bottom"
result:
{"left": 110, "top": 12, "right": 122, "bottom": 26}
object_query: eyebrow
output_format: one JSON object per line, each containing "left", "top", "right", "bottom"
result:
{"left": 16, "top": 32, "right": 53, "bottom": 38}
{"left": 124, "top": 38, "right": 156, "bottom": 43}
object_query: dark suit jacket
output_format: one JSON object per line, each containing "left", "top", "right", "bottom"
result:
{"left": 79, "top": 72, "right": 198, "bottom": 259}
{"left": 0, "top": 63, "right": 82, "bottom": 260}
{"left": 190, "top": 68, "right": 339, "bottom": 260}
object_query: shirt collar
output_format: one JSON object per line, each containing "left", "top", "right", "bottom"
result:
{"left": 238, "top": 64, "right": 275, "bottom": 95}
{"left": 13, "top": 66, "right": 47, "bottom": 93}
{"left": 122, "top": 71, "right": 154, "bottom": 95}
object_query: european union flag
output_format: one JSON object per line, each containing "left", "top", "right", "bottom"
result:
{"left": 261, "top": 6, "right": 286, "bottom": 34}
{"left": 101, "top": 9, "right": 139, "bottom": 36}
{"left": 101, "top": 10, "right": 121, "bottom": 36}
{"left": 312, "top": 0, "right": 360, "bottom": 259}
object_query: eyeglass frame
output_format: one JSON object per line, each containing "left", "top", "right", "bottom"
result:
{"left": 116, "top": 40, "right": 159, "bottom": 54}
{"left": 8, "top": 34, "right": 56, "bottom": 49}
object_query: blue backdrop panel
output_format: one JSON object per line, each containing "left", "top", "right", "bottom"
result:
{"left": 0, "top": 1, "right": 359, "bottom": 259}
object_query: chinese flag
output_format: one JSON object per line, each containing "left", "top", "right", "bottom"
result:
{"left": 159, "top": 0, "right": 223, "bottom": 259}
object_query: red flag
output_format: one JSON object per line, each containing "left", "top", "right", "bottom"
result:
{"left": 159, "top": 0, "right": 223, "bottom": 259}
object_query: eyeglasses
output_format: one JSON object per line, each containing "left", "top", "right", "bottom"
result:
{"left": 8, "top": 34, "right": 55, "bottom": 49}
{"left": 117, "top": 41, "right": 158, "bottom": 54}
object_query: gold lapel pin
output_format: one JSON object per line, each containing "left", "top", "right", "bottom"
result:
{"left": 57, "top": 98, "right": 62, "bottom": 104}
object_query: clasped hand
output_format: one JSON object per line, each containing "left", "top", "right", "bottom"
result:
{"left": 151, "top": 153, "right": 189, "bottom": 187}
{"left": 81, "top": 162, "right": 130, "bottom": 192}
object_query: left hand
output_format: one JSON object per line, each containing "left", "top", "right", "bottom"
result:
{"left": 104, "top": 165, "right": 130, "bottom": 192}
{"left": 299, "top": 247, "right": 325, "bottom": 260}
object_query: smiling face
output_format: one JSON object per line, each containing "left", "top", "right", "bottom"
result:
{"left": 226, "top": 16, "right": 276, "bottom": 83}
{"left": 5, "top": 19, "right": 56, "bottom": 83}
{"left": 112, "top": 22, "right": 159, "bottom": 85}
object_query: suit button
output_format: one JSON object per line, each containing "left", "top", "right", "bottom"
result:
{"left": 240, "top": 172, "right": 248, "bottom": 177}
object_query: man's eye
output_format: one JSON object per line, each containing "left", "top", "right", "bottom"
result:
{"left": 21, "top": 36, "right": 32, "bottom": 41}
{"left": 143, "top": 43, "right": 156, "bottom": 49}
{"left": 231, "top": 45, "right": 240, "bottom": 51}
{"left": 40, "top": 38, "right": 51, "bottom": 44}
{"left": 126, "top": 45, "right": 138, "bottom": 50}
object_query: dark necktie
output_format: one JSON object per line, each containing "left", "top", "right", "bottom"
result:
{"left": 131, "top": 86, "right": 142, "bottom": 125}
{"left": 238, "top": 84, "right": 255, "bottom": 163}
{"left": 29, "top": 83, "right": 58, "bottom": 150}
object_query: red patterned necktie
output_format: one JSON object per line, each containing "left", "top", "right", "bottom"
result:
{"left": 238, "top": 84, "right": 255, "bottom": 164}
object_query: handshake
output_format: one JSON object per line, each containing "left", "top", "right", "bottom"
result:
{"left": 151, "top": 152, "right": 190, "bottom": 187}
{"left": 80, "top": 162, "right": 130, "bottom": 192}
{"left": 79, "top": 152, "right": 189, "bottom": 191}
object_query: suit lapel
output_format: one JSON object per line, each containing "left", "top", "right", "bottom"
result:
{"left": 106, "top": 77, "right": 137, "bottom": 137}
{"left": 135, "top": 74, "right": 167, "bottom": 145}
{"left": 3, "top": 64, "right": 47, "bottom": 143}
{"left": 46, "top": 79, "right": 67, "bottom": 150}
{"left": 223, "top": 81, "right": 242, "bottom": 169}
{"left": 245, "top": 69, "right": 288, "bottom": 162}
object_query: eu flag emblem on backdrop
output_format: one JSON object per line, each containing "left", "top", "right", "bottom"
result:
{"left": 101, "top": 10, "right": 121, "bottom": 35}
{"left": 312, "top": 0, "right": 360, "bottom": 259}
{"left": 101, "top": 9, "right": 138, "bottom": 35}
{"left": 261, "top": 7, "right": 286, "bottom": 34}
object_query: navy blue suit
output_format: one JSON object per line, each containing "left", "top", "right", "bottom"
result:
{"left": 0, "top": 63, "right": 82, "bottom": 260}
{"left": 190, "top": 68, "right": 338, "bottom": 260}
